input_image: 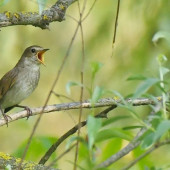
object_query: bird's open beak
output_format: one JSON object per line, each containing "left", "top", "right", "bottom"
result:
{"left": 37, "top": 49, "right": 49, "bottom": 65}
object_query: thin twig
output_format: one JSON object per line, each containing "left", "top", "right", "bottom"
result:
{"left": 52, "top": 91, "right": 76, "bottom": 124}
{"left": 111, "top": 0, "right": 120, "bottom": 56}
{"left": 82, "top": 0, "right": 98, "bottom": 22}
{"left": 39, "top": 106, "right": 115, "bottom": 165}
{"left": 74, "top": 0, "right": 87, "bottom": 169}
{"left": 18, "top": 13, "right": 80, "bottom": 170}
{"left": 122, "top": 139, "right": 170, "bottom": 170}
{"left": 52, "top": 91, "right": 75, "bottom": 102}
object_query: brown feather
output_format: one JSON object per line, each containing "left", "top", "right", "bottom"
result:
{"left": 0, "top": 67, "right": 18, "bottom": 100}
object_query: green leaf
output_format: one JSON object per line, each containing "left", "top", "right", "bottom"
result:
{"left": 127, "top": 74, "right": 147, "bottom": 81}
{"left": 0, "top": 0, "right": 10, "bottom": 6}
{"left": 154, "top": 120, "right": 170, "bottom": 142}
{"left": 141, "top": 131, "right": 155, "bottom": 149}
{"left": 13, "top": 136, "right": 57, "bottom": 161}
{"left": 102, "top": 115, "right": 130, "bottom": 127}
{"left": 87, "top": 115, "right": 102, "bottom": 150}
{"left": 5, "top": 165, "right": 12, "bottom": 170}
{"left": 152, "top": 31, "right": 170, "bottom": 44}
{"left": 66, "top": 81, "right": 83, "bottom": 95}
{"left": 96, "top": 128, "right": 133, "bottom": 143}
{"left": 123, "top": 125, "right": 143, "bottom": 130}
{"left": 102, "top": 139, "right": 122, "bottom": 160}
{"left": 160, "top": 66, "right": 170, "bottom": 75}
{"left": 133, "top": 78, "right": 160, "bottom": 98}
{"left": 157, "top": 54, "right": 167, "bottom": 65}
{"left": 91, "top": 86, "right": 104, "bottom": 104}
{"left": 66, "top": 136, "right": 85, "bottom": 150}
{"left": 91, "top": 61, "right": 103, "bottom": 80}
{"left": 37, "top": 0, "right": 47, "bottom": 14}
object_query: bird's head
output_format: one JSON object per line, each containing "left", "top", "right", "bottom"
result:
{"left": 21, "top": 45, "right": 49, "bottom": 66}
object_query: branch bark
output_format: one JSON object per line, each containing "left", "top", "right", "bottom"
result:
{"left": 0, "top": 97, "right": 161, "bottom": 126}
{"left": 122, "top": 139, "right": 170, "bottom": 170}
{"left": 96, "top": 128, "right": 147, "bottom": 169}
{"left": 0, "top": 152, "right": 57, "bottom": 170}
{"left": 0, "top": 0, "right": 76, "bottom": 29}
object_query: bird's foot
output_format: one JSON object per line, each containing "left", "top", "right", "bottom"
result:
{"left": 16, "top": 105, "right": 32, "bottom": 120}
{"left": 24, "top": 106, "right": 32, "bottom": 120}
{"left": 2, "top": 114, "right": 12, "bottom": 127}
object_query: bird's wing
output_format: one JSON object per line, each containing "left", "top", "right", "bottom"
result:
{"left": 0, "top": 68, "right": 18, "bottom": 100}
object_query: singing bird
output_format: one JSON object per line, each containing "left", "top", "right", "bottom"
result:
{"left": 0, "top": 45, "right": 49, "bottom": 126}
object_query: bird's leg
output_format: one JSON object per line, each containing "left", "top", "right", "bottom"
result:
{"left": 15, "top": 105, "right": 32, "bottom": 120}
{"left": 0, "top": 105, "right": 11, "bottom": 127}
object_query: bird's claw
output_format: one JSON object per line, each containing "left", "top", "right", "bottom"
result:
{"left": 3, "top": 114, "right": 12, "bottom": 127}
{"left": 24, "top": 106, "right": 32, "bottom": 120}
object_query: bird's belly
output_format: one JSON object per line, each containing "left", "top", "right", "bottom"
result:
{"left": 0, "top": 72, "right": 39, "bottom": 109}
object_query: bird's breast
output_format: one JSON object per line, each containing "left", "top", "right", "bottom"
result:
{"left": 1, "top": 67, "right": 40, "bottom": 109}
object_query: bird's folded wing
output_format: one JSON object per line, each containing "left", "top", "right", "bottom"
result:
{"left": 0, "top": 68, "right": 18, "bottom": 100}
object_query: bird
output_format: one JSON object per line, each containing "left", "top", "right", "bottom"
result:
{"left": 0, "top": 45, "right": 49, "bottom": 126}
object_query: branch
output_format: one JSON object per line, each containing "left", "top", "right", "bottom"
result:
{"left": 0, "top": 97, "right": 161, "bottom": 126}
{"left": 39, "top": 106, "right": 115, "bottom": 165}
{"left": 122, "top": 139, "right": 170, "bottom": 170}
{"left": 96, "top": 128, "right": 147, "bottom": 169}
{"left": 0, "top": 0, "right": 76, "bottom": 29}
{"left": 0, "top": 152, "right": 57, "bottom": 170}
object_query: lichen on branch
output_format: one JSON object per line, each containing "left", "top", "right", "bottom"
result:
{"left": 0, "top": 0, "right": 76, "bottom": 29}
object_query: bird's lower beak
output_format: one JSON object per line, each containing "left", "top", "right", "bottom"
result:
{"left": 37, "top": 49, "right": 49, "bottom": 65}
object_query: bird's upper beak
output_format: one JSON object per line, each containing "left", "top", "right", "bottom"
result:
{"left": 37, "top": 49, "right": 49, "bottom": 65}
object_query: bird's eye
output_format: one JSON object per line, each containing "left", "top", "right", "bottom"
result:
{"left": 31, "top": 48, "right": 36, "bottom": 53}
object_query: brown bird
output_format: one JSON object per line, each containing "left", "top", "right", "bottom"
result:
{"left": 0, "top": 45, "right": 49, "bottom": 126}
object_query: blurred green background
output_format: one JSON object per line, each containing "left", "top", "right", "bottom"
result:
{"left": 0, "top": 0, "right": 170, "bottom": 169}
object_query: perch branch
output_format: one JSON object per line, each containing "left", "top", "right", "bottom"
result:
{"left": 0, "top": 152, "right": 57, "bottom": 170}
{"left": 0, "top": 0, "right": 76, "bottom": 29}
{"left": 0, "top": 97, "right": 162, "bottom": 127}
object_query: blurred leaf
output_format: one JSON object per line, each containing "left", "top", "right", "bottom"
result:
{"left": 154, "top": 120, "right": 170, "bottom": 142}
{"left": 157, "top": 54, "right": 167, "bottom": 65}
{"left": 5, "top": 165, "right": 12, "bottom": 170}
{"left": 141, "top": 131, "right": 155, "bottom": 149}
{"left": 127, "top": 74, "right": 147, "bottom": 81}
{"left": 123, "top": 125, "right": 143, "bottom": 130}
{"left": 102, "top": 115, "right": 130, "bottom": 127}
{"left": 66, "top": 81, "right": 83, "bottom": 95}
{"left": 87, "top": 115, "right": 102, "bottom": 150}
{"left": 37, "top": 0, "right": 47, "bottom": 14}
{"left": 91, "top": 86, "right": 104, "bottom": 104}
{"left": 13, "top": 136, "right": 57, "bottom": 161}
{"left": 133, "top": 78, "right": 160, "bottom": 98}
{"left": 102, "top": 138, "right": 122, "bottom": 160}
{"left": 96, "top": 128, "right": 133, "bottom": 143}
{"left": 0, "top": 0, "right": 10, "bottom": 6}
{"left": 133, "top": 146, "right": 153, "bottom": 169}
{"left": 66, "top": 136, "right": 85, "bottom": 150}
{"left": 152, "top": 31, "right": 170, "bottom": 45}
{"left": 91, "top": 61, "right": 103, "bottom": 81}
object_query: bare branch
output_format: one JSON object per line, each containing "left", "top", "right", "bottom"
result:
{"left": 0, "top": 97, "right": 161, "bottom": 127}
{"left": 0, "top": 0, "right": 76, "bottom": 29}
